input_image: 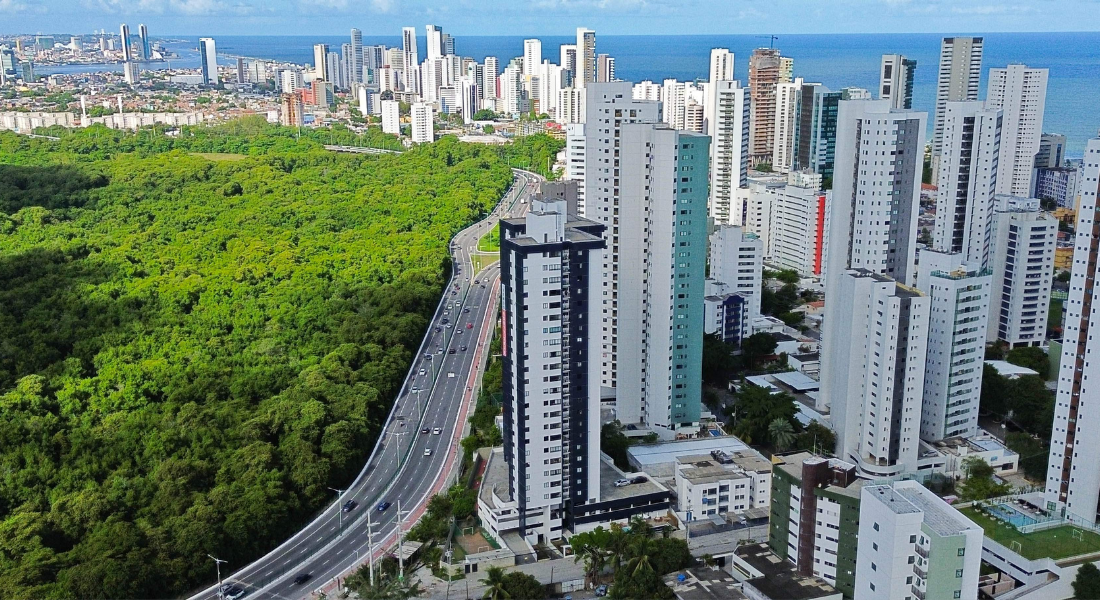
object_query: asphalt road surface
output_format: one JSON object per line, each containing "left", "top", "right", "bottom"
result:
{"left": 188, "top": 169, "right": 541, "bottom": 600}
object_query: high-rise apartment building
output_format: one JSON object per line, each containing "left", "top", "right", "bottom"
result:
{"left": 350, "top": 29, "right": 363, "bottom": 84}
{"left": 824, "top": 99, "right": 926, "bottom": 286}
{"left": 402, "top": 27, "right": 418, "bottom": 77}
{"left": 933, "top": 102, "right": 1003, "bottom": 268}
{"left": 769, "top": 453, "right": 863, "bottom": 598}
{"left": 523, "top": 39, "right": 542, "bottom": 76}
{"left": 706, "top": 80, "right": 749, "bottom": 226}
{"left": 878, "top": 54, "right": 916, "bottom": 110}
{"left": 931, "top": 37, "right": 984, "bottom": 177}
{"left": 199, "top": 37, "right": 218, "bottom": 85}
{"left": 235, "top": 57, "right": 246, "bottom": 84}
{"left": 709, "top": 48, "right": 734, "bottom": 83}
{"left": 138, "top": 24, "right": 150, "bottom": 61}
{"left": 500, "top": 198, "right": 606, "bottom": 543}
{"left": 425, "top": 25, "right": 443, "bottom": 60}
{"left": 823, "top": 270, "right": 930, "bottom": 478}
{"left": 800, "top": 86, "right": 871, "bottom": 181}
{"left": 313, "top": 43, "right": 329, "bottom": 81}
{"left": 661, "top": 79, "right": 687, "bottom": 130}
{"left": 710, "top": 225, "right": 763, "bottom": 324}
{"left": 583, "top": 83, "right": 707, "bottom": 433}
{"left": 582, "top": 82, "right": 659, "bottom": 388}
{"left": 1046, "top": 137, "right": 1100, "bottom": 522}
{"left": 280, "top": 69, "right": 303, "bottom": 94}
{"left": 987, "top": 196, "right": 1056, "bottom": 347}
{"left": 855, "top": 481, "right": 982, "bottom": 600}
{"left": 280, "top": 94, "right": 304, "bottom": 128}
{"left": 769, "top": 171, "right": 827, "bottom": 278}
{"left": 380, "top": 99, "right": 400, "bottom": 135}
{"left": 119, "top": 24, "right": 132, "bottom": 62}
{"left": 773, "top": 77, "right": 804, "bottom": 172}
{"left": 564, "top": 124, "right": 586, "bottom": 213}
{"left": 576, "top": 28, "right": 596, "bottom": 88}
{"left": 748, "top": 48, "right": 782, "bottom": 164}
{"left": 986, "top": 64, "right": 1048, "bottom": 197}
{"left": 484, "top": 57, "right": 499, "bottom": 101}
{"left": 1034, "top": 133, "right": 1067, "bottom": 169}
{"left": 596, "top": 54, "right": 615, "bottom": 83}
{"left": 410, "top": 102, "right": 433, "bottom": 143}
{"left": 916, "top": 250, "right": 991, "bottom": 442}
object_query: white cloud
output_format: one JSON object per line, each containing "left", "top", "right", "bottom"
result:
{"left": 0, "top": 0, "right": 27, "bottom": 10}
{"left": 80, "top": 0, "right": 252, "bottom": 14}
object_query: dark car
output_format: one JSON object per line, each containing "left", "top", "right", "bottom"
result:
{"left": 342, "top": 500, "right": 358, "bottom": 513}
{"left": 376, "top": 501, "right": 392, "bottom": 512}
{"left": 292, "top": 573, "right": 311, "bottom": 586}
{"left": 448, "top": 348, "right": 456, "bottom": 354}
{"left": 631, "top": 476, "right": 648, "bottom": 484}
{"left": 460, "top": 346, "right": 468, "bottom": 352}
{"left": 421, "top": 427, "right": 430, "bottom": 434}
{"left": 441, "top": 318, "right": 449, "bottom": 324}
{"left": 463, "top": 308, "right": 470, "bottom": 313}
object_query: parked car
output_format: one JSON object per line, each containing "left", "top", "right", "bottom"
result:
{"left": 292, "top": 573, "right": 311, "bottom": 586}
{"left": 342, "top": 500, "right": 358, "bottom": 513}
{"left": 595, "top": 584, "right": 609, "bottom": 597}
{"left": 631, "top": 476, "right": 647, "bottom": 484}
{"left": 614, "top": 479, "right": 631, "bottom": 487}
{"left": 376, "top": 501, "right": 392, "bottom": 512}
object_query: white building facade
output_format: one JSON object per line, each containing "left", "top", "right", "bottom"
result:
{"left": 986, "top": 64, "right": 1048, "bottom": 198}
{"left": 987, "top": 197, "right": 1056, "bottom": 347}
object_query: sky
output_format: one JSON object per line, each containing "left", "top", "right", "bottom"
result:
{"left": 2, "top": 0, "right": 1099, "bottom": 36}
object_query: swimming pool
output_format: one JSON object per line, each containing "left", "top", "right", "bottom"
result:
{"left": 986, "top": 503, "right": 1039, "bottom": 528}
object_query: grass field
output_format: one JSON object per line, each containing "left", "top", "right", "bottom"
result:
{"left": 477, "top": 223, "right": 500, "bottom": 253}
{"left": 471, "top": 253, "right": 498, "bottom": 273}
{"left": 961, "top": 506, "right": 1100, "bottom": 560}
{"left": 190, "top": 152, "right": 247, "bottom": 161}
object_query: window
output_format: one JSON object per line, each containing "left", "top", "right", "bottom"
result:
{"left": 958, "top": 548, "right": 965, "bottom": 557}
{"left": 956, "top": 569, "right": 964, "bottom": 578}
{"left": 953, "top": 592, "right": 961, "bottom": 599}
{"left": 873, "top": 522, "right": 880, "bottom": 531}
{"left": 869, "top": 583, "right": 876, "bottom": 592}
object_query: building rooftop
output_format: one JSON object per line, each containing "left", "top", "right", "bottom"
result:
{"left": 601, "top": 454, "right": 666, "bottom": 501}
{"left": 664, "top": 568, "right": 749, "bottom": 600}
{"left": 985, "top": 360, "right": 1039, "bottom": 378}
{"left": 628, "top": 437, "right": 753, "bottom": 469}
{"left": 896, "top": 485, "right": 979, "bottom": 538}
{"left": 479, "top": 447, "right": 511, "bottom": 507}
{"left": 734, "top": 543, "right": 842, "bottom": 600}
{"left": 865, "top": 484, "right": 922, "bottom": 515}
{"left": 773, "top": 452, "right": 863, "bottom": 500}
{"left": 676, "top": 450, "right": 770, "bottom": 485}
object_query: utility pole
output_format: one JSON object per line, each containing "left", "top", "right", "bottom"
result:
{"left": 396, "top": 500, "right": 409, "bottom": 582}
{"left": 207, "top": 554, "right": 227, "bottom": 598}
{"left": 366, "top": 516, "right": 380, "bottom": 588}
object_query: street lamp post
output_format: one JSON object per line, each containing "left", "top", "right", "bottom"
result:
{"left": 207, "top": 555, "right": 227, "bottom": 598}
{"left": 328, "top": 487, "right": 346, "bottom": 535}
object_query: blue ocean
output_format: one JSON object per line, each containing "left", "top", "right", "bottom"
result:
{"left": 41, "top": 32, "right": 1100, "bottom": 157}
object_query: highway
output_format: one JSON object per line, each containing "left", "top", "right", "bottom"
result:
{"left": 188, "top": 169, "right": 540, "bottom": 600}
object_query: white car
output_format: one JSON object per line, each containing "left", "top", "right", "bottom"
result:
{"left": 418, "top": 368, "right": 426, "bottom": 376}
{"left": 432, "top": 427, "right": 442, "bottom": 435}
{"left": 614, "top": 479, "right": 631, "bottom": 487}
{"left": 424, "top": 448, "right": 433, "bottom": 456}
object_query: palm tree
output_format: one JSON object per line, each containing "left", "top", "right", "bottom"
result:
{"left": 570, "top": 527, "right": 611, "bottom": 583}
{"left": 768, "top": 418, "right": 796, "bottom": 452}
{"left": 482, "top": 566, "right": 511, "bottom": 600}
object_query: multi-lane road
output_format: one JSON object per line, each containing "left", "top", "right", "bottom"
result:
{"left": 189, "top": 169, "right": 541, "bottom": 600}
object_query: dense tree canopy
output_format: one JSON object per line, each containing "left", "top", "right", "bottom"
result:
{"left": 0, "top": 121, "right": 513, "bottom": 598}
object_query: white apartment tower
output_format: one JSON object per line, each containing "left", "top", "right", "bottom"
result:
{"left": 770, "top": 171, "right": 828, "bottom": 278}
{"left": 410, "top": 102, "right": 433, "bottom": 143}
{"left": 199, "top": 38, "right": 218, "bottom": 86}
{"left": 576, "top": 28, "right": 596, "bottom": 88}
{"left": 986, "top": 64, "right": 1049, "bottom": 198}
{"left": 710, "top": 225, "right": 763, "bottom": 324}
{"left": 350, "top": 28, "right": 363, "bottom": 84}
{"left": 402, "top": 27, "right": 418, "bottom": 78}
{"left": 564, "top": 124, "right": 586, "bottom": 213}
{"left": 583, "top": 82, "right": 708, "bottom": 433}
{"left": 380, "top": 99, "right": 400, "bottom": 135}
{"left": 856, "top": 481, "right": 983, "bottom": 600}
{"left": 709, "top": 48, "right": 734, "bottom": 83}
{"left": 879, "top": 54, "right": 916, "bottom": 110}
{"left": 931, "top": 37, "right": 984, "bottom": 177}
{"left": 916, "top": 250, "right": 992, "bottom": 442}
{"left": 825, "top": 270, "right": 930, "bottom": 478}
{"left": 933, "top": 102, "right": 1003, "bottom": 268}
{"left": 484, "top": 57, "right": 499, "bottom": 102}
{"left": 425, "top": 25, "right": 443, "bottom": 61}
{"left": 500, "top": 198, "right": 606, "bottom": 544}
{"left": 773, "top": 77, "right": 804, "bottom": 173}
{"left": 987, "top": 196, "right": 1056, "bottom": 347}
{"left": 1046, "top": 137, "right": 1100, "bottom": 522}
{"left": 824, "top": 99, "right": 927, "bottom": 287}
{"left": 523, "top": 39, "right": 542, "bottom": 76}
{"left": 706, "top": 80, "right": 749, "bottom": 226}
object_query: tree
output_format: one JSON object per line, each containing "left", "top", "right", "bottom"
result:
{"left": 727, "top": 384, "right": 797, "bottom": 446}
{"left": 794, "top": 421, "right": 836, "bottom": 454}
{"left": 502, "top": 572, "right": 546, "bottom": 599}
{"left": 740, "top": 333, "right": 778, "bottom": 369}
{"left": 601, "top": 422, "right": 635, "bottom": 471}
{"left": 1005, "top": 432, "right": 1048, "bottom": 482}
{"left": 570, "top": 526, "right": 613, "bottom": 583}
{"left": 768, "top": 418, "right": 796, "bottom": 452}
{"left": 957, "top": 457, "right": 1012, "bottom": 501}
{"left": 701, "top": 333, "right": 738, "bottom": 385}
{"left": 483, "top": 566, "right": 512, "bottom": 600}
{"left": 774, "top": 269, "right": 800, "bottom": 284}
{"left": 1006, "top": 346, "right": 1050, "bottom": 379}
{"left": 980, "top": 364, "right": 1011, "bottom": 417}
{"left": 1073, "top": 562, "right": 1100, "bottom": 599}
{"left": 483, "top": 124, "right": 495, "bottom": 134}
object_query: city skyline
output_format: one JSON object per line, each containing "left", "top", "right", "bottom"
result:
{"left": 3, "top": 0, "right": 1100, "bottom": 36}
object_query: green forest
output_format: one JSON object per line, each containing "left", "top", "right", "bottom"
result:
{"left": 0, "top": 119, "right": 533, "bottom": 598}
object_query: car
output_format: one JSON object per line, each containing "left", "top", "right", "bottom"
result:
{"left": 421, "top": 427, "right": 430, "bottom": 434}
{"left": 466, "top": 323, "right": 474, "bottom": 329}
{"left": 411, "top": 386, "right": 420, "bottom": 393}
{"left": 342, "top": 500, "right": 358, "bottom": 513}
{"left": 631, "top": 476, "right": 648, "bottom": 484}
{"left": 424, "top": 448, "right": 433, "bottom": 456}
{"left": 595, "top": 585, "right": 609, "bottom": 597}
{"left": 424, "top": 352, "right": 432, "bottom": 359}
{"left": 448, "top": 348, "right": 456, "bottom": 354}
{"left": 437, "top": 347, "right": 444, "bottom": 353}
{"left": 480, "top": 284, "right": 486, "bottom": 289}
{"left": 460, "top": 346, "right": 468, "bottom": 352}
{"left": 463, "top": 307, "right": 470, "bottom": 314}
{"left": 614, "top": 479, "right": 631, "bottom": 487}
{"left": 474, "top": 279, "right": 480, "bottom": 284}
{"left": 433, "top": 427, "right": 442, "bottom": 435}
{"left": 451, "top": 291, "right": 457, "bottom": 295}
{"left": 441, "top": 318, "right": 449, "bottom": 324}
{"left": 292, "top": 573, "right": 312, "bottom": 585}
{"left": 434, "top": 326, "right": 441, "bottom": 333}
{"left": 376, "top": 501, "right": 392, "bottom": 512}
{"left": 456, "top": 329, "right": 463, "bottom": 335}
{"left": 418, "top": 368, "right": 426, "bottom": 376}
{"left": 224, "top": 587, "right": 247, "bottom": 600}
{"left": 219, "top": 584, "right": 234, "bottom": 595}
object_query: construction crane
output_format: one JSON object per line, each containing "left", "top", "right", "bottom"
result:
{"left": 757, "top": 35, "right": 779, "bottom": 49}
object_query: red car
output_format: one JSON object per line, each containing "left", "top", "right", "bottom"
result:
{"left": 466, "top": 323, "right": 474, "bottom": 329}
